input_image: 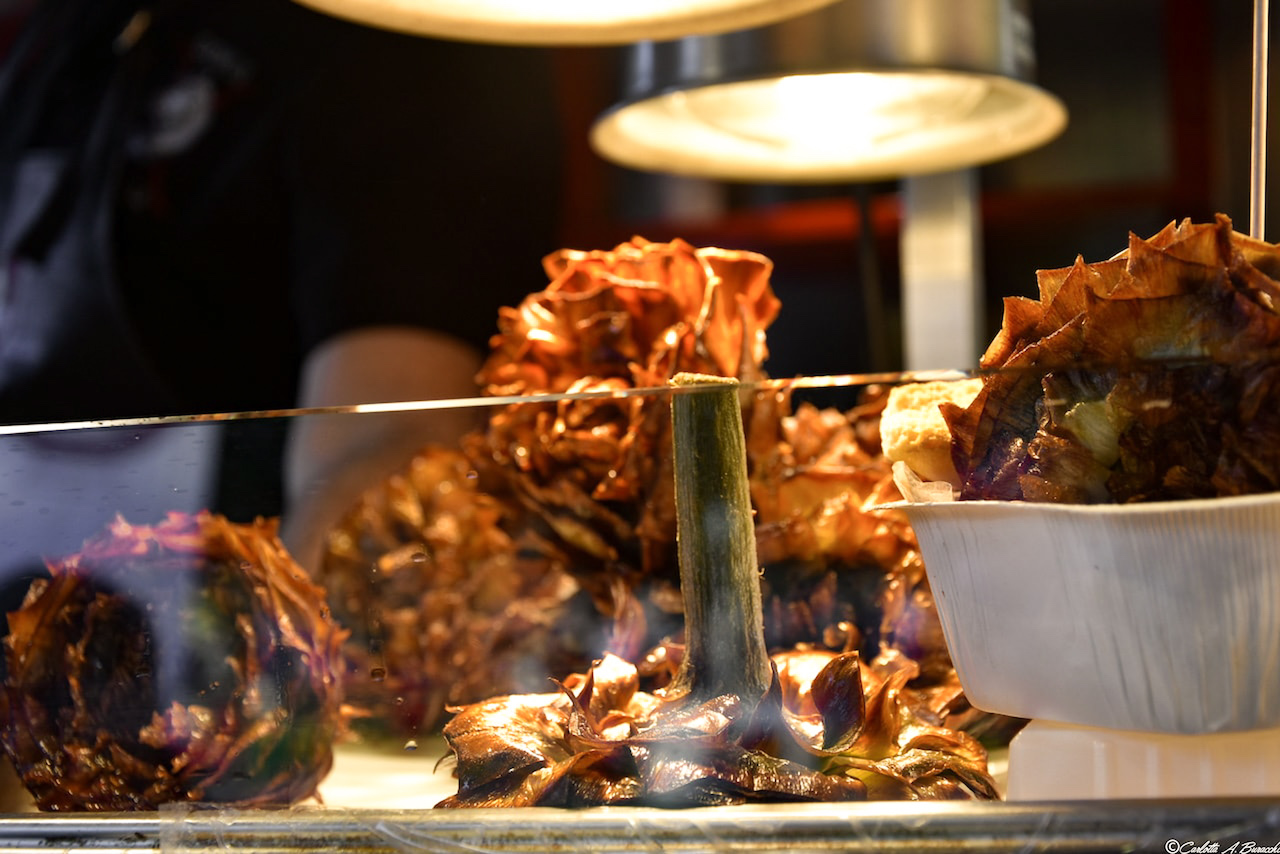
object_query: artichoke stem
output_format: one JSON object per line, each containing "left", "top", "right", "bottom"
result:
{"left": 667, "top": 372, "right": 772, "bottom": 706}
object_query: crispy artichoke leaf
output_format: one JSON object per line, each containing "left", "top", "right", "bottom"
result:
{"left": 951, "top": 214, "right": 1280, "bottom": 504}
{"left": 438, "top": 649, "right": 998, "bottom": 808}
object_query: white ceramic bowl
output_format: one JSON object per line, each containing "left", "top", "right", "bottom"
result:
{"left": 896, "top": 491, "right": 1280, "bottom": 734}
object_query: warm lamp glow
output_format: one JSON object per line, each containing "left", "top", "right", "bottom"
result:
{"left": 591, "top": 70, "right": 1067, "bottom": 182}
{"left": 292, "top": 0, "right": 843, "bottom": 44}
{"left": 765, "top": 73, "right": 990, "bottom": 147}
{"left": 588, "top": 0, "right": 1067, "bottom": 182}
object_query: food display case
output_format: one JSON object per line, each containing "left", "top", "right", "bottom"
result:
{"left": 4, "top": 0, "right": 1280, "bottom": 850}
{"left": 7, "top": 220, "right": 1280, "bottom": 850}
{"left": 0, "top": 399, "right": 1278, "bottom": 853}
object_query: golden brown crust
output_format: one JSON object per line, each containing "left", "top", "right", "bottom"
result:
{"left": 881, "top": 379, "right": 982, "bottom": 488}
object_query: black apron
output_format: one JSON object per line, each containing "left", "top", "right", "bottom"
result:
{"left": 0, "top": 2, "right": 239, "bottom": 604}
{"left": 0, "top": 0, "right": 179, "bottom": 424}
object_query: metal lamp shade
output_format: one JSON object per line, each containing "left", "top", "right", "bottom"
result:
{"left": 291, "top": 0, "right": 845, "bottom": 45}
{"left": 590, "top": 0, "right": 1068, "bottom": 181}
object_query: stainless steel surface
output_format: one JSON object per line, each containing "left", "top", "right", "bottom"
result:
{"left": 0, "top": 800, "right": 1277, "bottom": 852}
{"left": 1252, "top": 0, "right": 1270, "bottom": 239}
{"left": 617, "top": 0, "right": 1036, "bottom": 102}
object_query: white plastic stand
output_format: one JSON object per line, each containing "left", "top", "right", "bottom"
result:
{"left": 1006, "top": 719, "right": 1280, "bottom": 800}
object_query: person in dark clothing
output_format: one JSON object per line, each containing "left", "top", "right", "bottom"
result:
{"left": 0, "top": 0, "right": 564, "bottom": 572}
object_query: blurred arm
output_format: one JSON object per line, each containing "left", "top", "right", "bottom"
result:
{"left": 280, "top": 324, "right": 484, "bottom": 572}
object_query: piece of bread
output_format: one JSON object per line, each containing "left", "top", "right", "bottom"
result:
{"left": 881, "top": 379, "right": 982, "bottom": 488}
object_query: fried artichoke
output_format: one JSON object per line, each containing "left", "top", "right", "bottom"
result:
{"left": 438, "top": 377, "right": 997, "bottom": 808}
{"left": 316, "top": 232, "right": 790, "bottom": 735}
{"left": 438, "top": 648, "right": 995, "bottom": 807}
{"left": 747, "top": 387, "right": 951, "bottom": 680}
{"left": 0, "top": 512, "right": 346, "bottom": 810}
{"left": 318, "top": 235, "right": 990, "bottom": 755}
{"left": 466, "top": 237, "right": 954, "bottom": 679}
{"left": 317, "top": 446, "right": 594, "bottom": 737}
{"left": 465, "top": 236, "right": 780, "bottom": 604}
{"left": 948, "top": 214, "right": 1280, "bottom": 503}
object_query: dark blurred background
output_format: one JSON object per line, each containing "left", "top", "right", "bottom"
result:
{"left": 546, "top": 0, "right": 1266, "bottom": 379}
{"left": 0, "top": 0, "right": 1261, "bottom": 382}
